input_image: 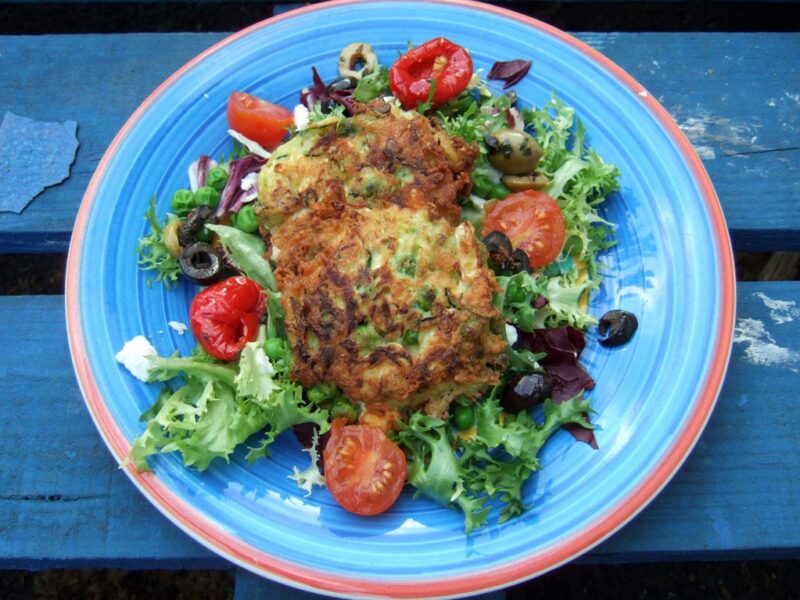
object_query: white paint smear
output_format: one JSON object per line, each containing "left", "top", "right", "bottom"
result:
{"left": 733, "top": 318, "right": 799, "bottom": 371}
{"left": 755, "top": 292, "right": 800, "bottom": 325}
{"left": 694, "top": 146, "right": 716, "bottom": 160}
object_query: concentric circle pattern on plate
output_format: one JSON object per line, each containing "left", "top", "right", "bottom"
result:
{"left": 66, "top": 1, "right": 735, "bottom": 597}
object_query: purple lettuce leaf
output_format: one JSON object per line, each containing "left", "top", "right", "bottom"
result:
{"left": 299, "top": 67, "right": 356, "bottom": 116}
{"left": 487, "top": 59, "right": 532, "bottom": 89}
{"left": 516, "top": 326, "right": 598, "bottom": 447}
{"left": 215, "top": 154, "right": 266, "bottom": 217}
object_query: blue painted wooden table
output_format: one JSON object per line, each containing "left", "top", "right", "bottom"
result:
{"left": 1, "top": 7, "right": 799, "bottom": 599}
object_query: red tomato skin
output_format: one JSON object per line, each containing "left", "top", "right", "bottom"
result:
{"left": 482, "top": 191, "right": 567, "bottom": 268}
{"left": 323, "top": 418, "right": 407, "bottom": 516}
{"left": 189, "top": 276, "right": 266, "bottom": 361}
{"left": 227, "top": 92, "right": 294, "bottom": 150}
{"left": 389, "top": 38, "right": 473, "bottom": 110}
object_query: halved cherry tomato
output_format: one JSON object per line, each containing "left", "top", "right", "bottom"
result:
{"left": 227, "top": 92, "right": 294, "bottom": 150}
{"left": 323, "top": 418, "right": 407, "bottom": 516}
{"left": 389, "top": 38, "right": 473, "bottom": 110}
{"left": 482, "top": 191, "right": 566, "bottom": 268}
{"left": 189, "top": 276, "right": 265, "bottom": 361}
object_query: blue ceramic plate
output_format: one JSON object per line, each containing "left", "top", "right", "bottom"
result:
{"left": 66, "top": 1, "right": 735, "bottom": 597}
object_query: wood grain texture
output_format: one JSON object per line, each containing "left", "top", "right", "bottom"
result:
{"left": 1, "top": 283, "right": 798, "bottom": 577}
{"left": 0, "top": 32, "right": 798, "bottom": 251}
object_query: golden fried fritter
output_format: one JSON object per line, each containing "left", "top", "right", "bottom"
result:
{"left": 257, "top": 100, "right": 506, "bottom": 417}
{"left": 255, "top": 99, "right": 478, "bottom": 229}
{"left": 271, "top": 206, "right": 508, "bottom": 416}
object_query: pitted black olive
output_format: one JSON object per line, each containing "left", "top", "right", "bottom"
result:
{"left": 179, "top": 242, "right": 224, "bottom": 285}
{"left": 483, "top": 231, "right": 513, "bottom": 265}
{"left": 327, "top": 76, "right": 358, "bottom": 93}
{"left": 598, "top": 310, "right": 638, "bottom": 347}
{"left": 179, "top": 205, "right": 216, "bottom": 248}
{"left": 501, "top": 372, "right": 553, "bottom": 413}
{"left": 507, "top": 248, "right": 529, "bottom": 274}
{"left": 482, "top": 231, "right": 530, "bottom": 274}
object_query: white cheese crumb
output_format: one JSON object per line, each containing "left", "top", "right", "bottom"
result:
{"left": 240, "top": 171, "right": 258, "bottom": 191}
{"left": 115, "top": 335, "right": 157, "bottom": 382}
{"left": 505, "top": 324, "right": 518, "bottom": 346}
{"left": 293, "top": 104, "right": 309, "bottom": 131}
{"left": 168, "top": 321, "right": 188, "bottom": 335}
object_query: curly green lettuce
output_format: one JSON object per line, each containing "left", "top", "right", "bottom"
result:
{"left": 137, "top": 197, "right": 181, "bottom": 288}
{"left": 395, "top": 390, "right": 593, "bottom": 533}
{"left": 129, "top": 326, "right": 329, "bottom": 471}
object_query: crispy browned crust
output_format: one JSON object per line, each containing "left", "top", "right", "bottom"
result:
{"left": 259, "top": 101, "right": 506, "bottom": 417}
{"left": 272, "top": 207, "right": 508, "bottom": 416}
{"left": 256, "top": 99, "right": 479, "bottom": 228}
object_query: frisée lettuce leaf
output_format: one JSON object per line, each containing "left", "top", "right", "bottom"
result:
{"left": 128, "top": 326, "right": 329, "bottom": 471}
{"left": 395, "top": 389, "right": 593, "bottom": 533}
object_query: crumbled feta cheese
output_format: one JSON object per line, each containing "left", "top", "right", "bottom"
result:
{"left": 505, "top": 324, "right": 518, "bottom": 346}
{"left": 293, "top": 104, "right": 309, "bottom": 131}
{"left": 115, "top": 335, "right": 157, "bottom": 382}
{"left": 240, "top": 172, "right": 258, "bottom": 191}
{"left": 168, "top": 321, "right": 188, "bottom": 335}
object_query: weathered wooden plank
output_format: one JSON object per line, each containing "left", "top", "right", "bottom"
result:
{"left": 0, "top": 32, "right": 797, "bottom": 252}
{"left": 1, "top": 283, "right": 798, "bottom": 578}
{"left": 230, "top": 568, "right": 508, "bottom": 600}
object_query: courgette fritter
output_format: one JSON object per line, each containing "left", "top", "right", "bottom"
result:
{"left": 257, "top": 100, "right": 507, "bottom": 417}
{"left": 256, "top": 100, "right": 477, "bottom": 229}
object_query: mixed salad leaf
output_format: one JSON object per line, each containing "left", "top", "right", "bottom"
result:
{"left": 126, "top": 38, "right": 623, "bottom": 532}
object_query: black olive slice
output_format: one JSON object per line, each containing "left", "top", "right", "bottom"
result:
{"left": 507, "top": 248, "right": 530, "bottom": 274}
{"left": 598, "top": 310, "right": 638, "bottom": 347}
{"left": 501, "top": 371, "right": 553, "bottom": 413}
{"left": 179, "top": 242, "right": 224, "bottom": 285}
{"left": 179, "top": 205, "right": 216, "bottom": 248}
{"left": 483, "top": 230, "right": 513, "bottom": 269}
{"left": 327, "top": 76, "right": 358, "bottom": 93}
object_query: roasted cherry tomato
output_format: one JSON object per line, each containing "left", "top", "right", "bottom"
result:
{"left": 482, "top": 190, "right": 566, "bottom": 268}
{"left": 227, "top": 92, "right": 294, "bottom": 150}
{"left": 189, "top": 276, "right": 266, "bottom": 361}
{"left": 323, "top": 418, "right": 407, "bottom": 516}
{"left": 389, "top": 37, "right": 473, "bottom": 110}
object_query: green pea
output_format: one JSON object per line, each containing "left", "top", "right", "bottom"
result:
{"left": 263, "top": 337, "right": 286, "bottom": 362}
{"left": 307, "top": 382, "right": 338, "bottom": 404}
{"left": 330, "top": 397, "right": 359, "bottom": 423}
{"left": 402, "top": 329, "right": 419, "bottom": 347}
{"left": 235, "top": 204, "right": 259, "bottom": 233}
{"left": 451, "top": 402, "right": 475, "bottom": 430}
{"left": 170, "top": 189, "right": 195, "bottom": 216}
{"left": 195, "top": 225, "right": 214, "bottom": 244}
{"left": 471, "top": 172, "right": 493, "bottom": 198}
{"left": 194, "top": 185, "right": 220, "bottom": 209}
{"left": 489, "top": 182, "right": 511, "bottom": 200}
{"left": 206, "top": 166, "right": 229, "bottom": 192}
